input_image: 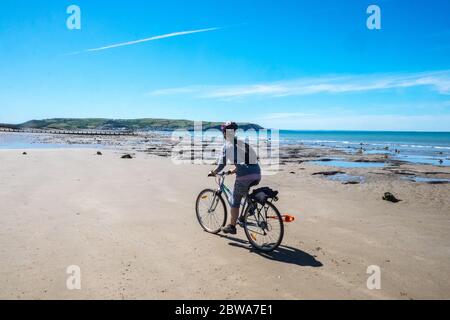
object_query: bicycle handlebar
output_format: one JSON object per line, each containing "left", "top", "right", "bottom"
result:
{"left": 208, "top": 170, "right": 233, "bottom": 177}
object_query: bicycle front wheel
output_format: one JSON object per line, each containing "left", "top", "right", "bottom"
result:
{"left": 195, "top": 189, "right": 227, "bottom": 234}
{"left": 243, "top": 201, "right": 284, "bottom": 252}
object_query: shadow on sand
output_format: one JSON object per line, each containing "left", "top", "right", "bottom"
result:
{"left": 216, "top": 234, "right": 323, "bottom": 268}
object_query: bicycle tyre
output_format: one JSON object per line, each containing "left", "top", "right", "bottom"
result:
{"left": 195, "top": 189, "right": 227, "bottom": 234}
{"left": 243, "top": 201, "right": 284, "bottom": 252}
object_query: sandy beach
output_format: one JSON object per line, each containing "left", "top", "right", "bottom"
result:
{"left": 2, "top": 0, "right": 450, "bottom": 303}
{"left": 1, "top": 144, "right": 449, "bottom": 299}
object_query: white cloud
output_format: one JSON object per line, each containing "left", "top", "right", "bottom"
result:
{"left": 147, "top": 86, "right": 201, "bottom": 96}
{"left": 70, "top": 27, "right": 222, "bottom": 55}
{"left": 147, "top": 70, "right": 450, "bottom": 99}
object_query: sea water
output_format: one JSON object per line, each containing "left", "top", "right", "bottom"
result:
{"left": 277, "top": 130, "right": 450, "bottom": 166}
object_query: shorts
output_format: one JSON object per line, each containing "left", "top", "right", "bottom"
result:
{"left": 230, "top": 176, "right": 261, "bottom": 208}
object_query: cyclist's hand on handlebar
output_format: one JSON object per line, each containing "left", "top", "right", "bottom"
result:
{"left": 208, "top": 170, "right": 234, "bottom": 177}
{"left": 208, "top": 170, "right": 217, "bottom": 177}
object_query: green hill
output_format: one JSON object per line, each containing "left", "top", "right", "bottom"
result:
{"left": 15, "top": 118, "right": 264, "bottom": 132}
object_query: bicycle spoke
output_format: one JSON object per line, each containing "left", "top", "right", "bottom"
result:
{"left": 265, "top": 231, "right": 276, "bottom": 244}
{"left": 211, "top": 211, "right": 220, "bottom": 226}
{"left": 199, "top": 199, "right": 212, "bottom": 213}
{"left": 208, "top": 212, "right": 215, "bottom": 229}
{"left": 197, "top": 190, "right": 226, "bottom": 233}
{"left": 244, "top": 202, "right": 283, "bottom": 251}
{"left": 246, "top": 227, "right": 266, "bottom": 236}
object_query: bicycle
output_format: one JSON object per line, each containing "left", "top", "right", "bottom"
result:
{"left": 195, "top": 171, "right": 293, "bottom": 252}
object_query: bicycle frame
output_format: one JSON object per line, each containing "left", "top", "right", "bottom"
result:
{"left": 201, "top": 172, "right": 286, "bottom": 251}
{"left": 212, "top": 173, "right": 254, "bottom": 219}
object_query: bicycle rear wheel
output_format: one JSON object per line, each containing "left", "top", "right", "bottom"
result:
{"left": 195, "top": 189, "right": 227, "bottom": 234}
{"left": 243, "top": 201, "right": 284, "bottom": 252}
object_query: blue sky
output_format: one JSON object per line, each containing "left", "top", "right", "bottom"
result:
{"left": 1, "top": 0, "right": 450, "bottom": 131}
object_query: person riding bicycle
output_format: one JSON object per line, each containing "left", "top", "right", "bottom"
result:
{"left": 208, "top": 121, "right": 261, "bottom": 234}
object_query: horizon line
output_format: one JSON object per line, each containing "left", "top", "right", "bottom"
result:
{"left": 2, "top": 118, "right": 450, "bottom": 133}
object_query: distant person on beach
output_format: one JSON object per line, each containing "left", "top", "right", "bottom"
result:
{"left": 209, "top": 121, "right": 261, "bottom": 234}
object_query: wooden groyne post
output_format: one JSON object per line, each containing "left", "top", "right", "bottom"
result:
{"left": 0, "top": 127, "right": 136, "bottom": 136}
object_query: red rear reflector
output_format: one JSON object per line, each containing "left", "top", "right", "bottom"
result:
{"left": 283, "top": 215, "right": 295, "bottom": 222}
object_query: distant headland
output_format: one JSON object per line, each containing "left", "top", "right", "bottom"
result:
{"left": 0, "top": 118, "right": 264, "bottom": 132}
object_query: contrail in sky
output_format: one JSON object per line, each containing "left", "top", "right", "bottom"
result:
{"left": 69, "top": 26, "right": 222, "bottom": 55}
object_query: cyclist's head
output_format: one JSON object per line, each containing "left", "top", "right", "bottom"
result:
{"left": 221, "top": 121, "right": 238, "bottom": 139}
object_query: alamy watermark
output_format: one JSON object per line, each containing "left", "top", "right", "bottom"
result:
{"left": 366, "top": 265, "right": 381, "bottom": 290}
{"left": 66, "top": 265, "right": 81, "bottom": 290}
{"left": 170, "top": 121, "right": 280, "bottom": 176}
{"left": 66, "top": 5, "right": 81, "bottom": 30}
{"left": 367, "top": 5, "right": 381, "bottom": 30}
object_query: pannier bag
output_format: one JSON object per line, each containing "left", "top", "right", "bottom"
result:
{"left": 249, "top": 187, "right": 279, "bottom": 204}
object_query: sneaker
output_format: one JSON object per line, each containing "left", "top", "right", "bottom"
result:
{"left": 221, "top": 224, "right": 237, "bottom": 235}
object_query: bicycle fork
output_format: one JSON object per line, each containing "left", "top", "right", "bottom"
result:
{"left": 208, "top": 191, "right": 221, "bottom": 213}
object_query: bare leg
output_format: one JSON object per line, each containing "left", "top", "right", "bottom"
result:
{"left": 230, "top": 207, "right": 239, "bottom": 226}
